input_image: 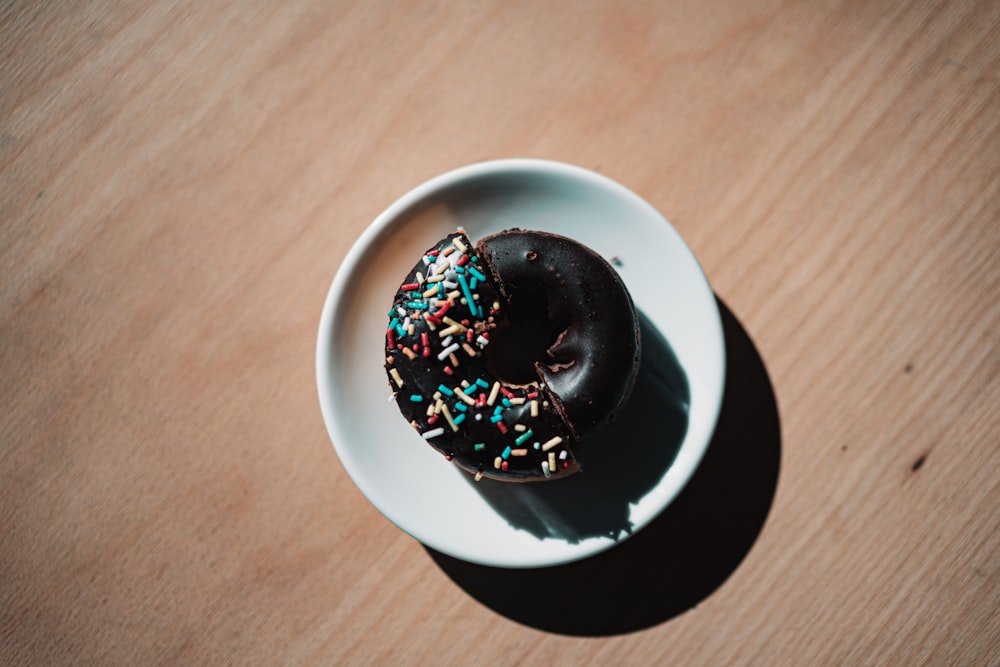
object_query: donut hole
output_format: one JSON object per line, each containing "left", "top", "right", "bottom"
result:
{"left": 486, "top": 283, "right": 569, "bottom": 385}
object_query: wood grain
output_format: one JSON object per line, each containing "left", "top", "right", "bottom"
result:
{"left": 2, "top": 1, "right": 998, "bottom": 664}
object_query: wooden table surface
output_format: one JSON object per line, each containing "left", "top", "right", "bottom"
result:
{"left": 2, "top": 1, "right": 998, "bottom": 664}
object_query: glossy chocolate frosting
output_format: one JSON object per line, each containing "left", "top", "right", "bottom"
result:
{"left": 479, "top": 229, "right": 640, "bottom": 438}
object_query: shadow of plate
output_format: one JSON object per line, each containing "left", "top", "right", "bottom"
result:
{"left": 427, "top": 298, "right": 781, "bottom": 635}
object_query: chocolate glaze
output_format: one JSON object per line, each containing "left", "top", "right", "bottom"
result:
{"left": 479, "top": 229, "right": 641, "bottom": 438}
{"left": 385, "top": 232, "right": 577, "bottom": 481}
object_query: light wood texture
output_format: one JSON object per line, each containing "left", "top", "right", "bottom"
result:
{"left": 2, "top": 1, "right": 998, "bottom": 664}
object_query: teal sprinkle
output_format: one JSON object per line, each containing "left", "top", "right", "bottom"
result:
{"left": 457, "top": 274, "right": 479, "bottom": 318}
{"left": 454, "top": 265, "right": 466, "bottom": 274}
{"left": 515, "top": 429, "right": 534, "bottom": 446}
{"left": 493, "top": 406, "right": 503, "bottom": 416}
{"left": 453, "top": 413, "right": 466, "bottom": 425}
{"left": 534, "top": 442, "right": 541, "bottom": 450}
{"left": 396, "top": 325, "right": 406, "bottom": 337}
{"left": 437, "top": 384, "right": 454, "bottom": 396}
{"left": 407, "top": 301, "right": 428, "bottom": 310}
{"left": 469, "top": 277, "right": 478, "bottom": 290}
{"left": 490, "top": 415, "right": 503, "bottom": 423}
{"left": 476, "top": 378, "right": 490, "bottom": 389}
{"left": 389, "top": 317, "right": 399, "bottom": 330}
{"left": 454, "top": 402, "right": 467, "bottom": 412}
{"left": 501, "top": 446, "right": 512, "bottom": 460}
{"left": 409, "top": 394, "right": 423, "bottom": 402}
{"left": 474, "top": 443, "right": 486, "bottom": 451}
{"left": 501, "top": 398, "right": 512, "bottom": 408}
{"left": 468, "top": 266, "right": 487, "bottom": 282}
{"left": 462, "top": 384, "right": 478, "bottom": 395}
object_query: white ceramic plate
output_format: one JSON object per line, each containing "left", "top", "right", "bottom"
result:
{"left": 317, "top": 159, "right": 724, "bottom": 568}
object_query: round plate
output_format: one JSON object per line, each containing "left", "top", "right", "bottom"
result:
{"left": 316, "top": 159, "right": 724, "bottom": 568}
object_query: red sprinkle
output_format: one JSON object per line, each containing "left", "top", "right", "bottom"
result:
{"left": 386, "top": 329, "right": 395, "bottom": 349}
{"left": 562, "top": 461, "right": 571, "bottom": 469}
{"left": 400, "top": 282, "right": 419, "bottom": 291}
{"left": 412, "top": 343, "right": 419, "bottom": 352}
{"left": 496, "top": 422, "right": 508, "bottom": 434}
{"left": 526, "top": 391, "right": 539, "bottom": 399}
{"left": 465, "top": 329, "right": 474, "bottom": 343}
{"left": 500, "top": 387, "right": 515, "bottom": 399}
{"left": 428, "top": 414, "right": 439, "bottom": 425}
{"left": 427, "top": 249, "right": 440, "bottom": 256}
{"left": 501, "top": 461, "right": 509, "bottom": 471}
{"left": 456, "top": 254, "right": 469, "bottom": 266}
{"left": 443, "top": 366, "right": 454, "bottom": 376}
{"left": 461, "top": 319, "right": 470, "bottom": 326}
{"left": 445, "top": 455, "right": 453, "bottom": 461}
{"left": 432, "top": 302, "right": 451, "bottom": 319}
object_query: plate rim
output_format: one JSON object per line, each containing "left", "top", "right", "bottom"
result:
{"left": 316, "top": 158, "right": 725, "bottom": 568}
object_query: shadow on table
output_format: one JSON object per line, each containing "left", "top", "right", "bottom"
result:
{"left": 458, "top": 309, "right": 689, "bottom": 542}
{"left": 426, "top": 297, "right": 781, "bottom": 636}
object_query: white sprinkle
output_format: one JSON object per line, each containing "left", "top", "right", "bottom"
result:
{"left": 442, "top": 335, "right": 453, "bottom": 347}
{"left": 437, "top": 343, "right": 460, "bottom": 360}
{"left": 541, "top": 461, "right": 551, "bottom": 478}
{"left": 422, "top": 427, "right": 445, "bottom": 439}
{"left": 396, "top": 307, "right": 407, "bottom": 317}
{"left": 559, "top": 450, "right": 568, "bottom": 460}
{"left": 476, "top": 335, "right": 490, "bottom": 348}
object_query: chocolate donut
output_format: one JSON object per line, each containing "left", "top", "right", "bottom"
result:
{"left": 384, "top": 229, "right": 640, "bottom": 482}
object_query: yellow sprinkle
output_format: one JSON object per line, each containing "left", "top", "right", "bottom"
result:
{"left": 487, "top": 382, "right": 501, "bottom": 406}
{"left": 441, "top": 404, "right": 458, "bottom": 432}
{"left": 389, "top": 368, "right": 404, "bottom": 387}
{"left": 454, "top": 389, "right": 476, "bottom": 406}
{"left": 426, "top": 318, "right": 437, "bottom": 331}
{"left": 407, "top": 323, "right": 415, "bottom": 336}
{"left": 452, "top": 237, "right": 468, "bottom": 253}
{"left": 425, "top": 403, "right": 435, "bottom": 417}
{"left": 548, "top": 452, "right": 557, "bottom": 471}
{"left": 530, "top": 400, "right": 539, "bottom": 417}
{"left": 474, "top": 471, "right": 484, "bottom": 481}
{"left": 492, "top": 300, "right": 500, "bottom": 311}
{"left": 416, "top": 272, "right": 425, "bottom": 284}
{"left": 439, "top": 325, "right": 462, "bottom": 337}
{"left": 423, "top": 286, "right": 438, "bottom": 298}
{"left": 448, "top": 290, "right": 462, "bottom": 300}
{"left": 509, "top": 397, "right": 525, "bottom": 405}
{"left": 514, "top": 424, "right": 527, "bottom": 432}
{"left": 442, "top": 316, "right": 466, "bottom": 330}
{"left": 542, "top": 436, "right": 563, "bottom": 451}
{"left": 427, "top": 274, "right": 444, "bottom": 283}
{"left": 493, "top": 456, "right": 502, "bottom": 469}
